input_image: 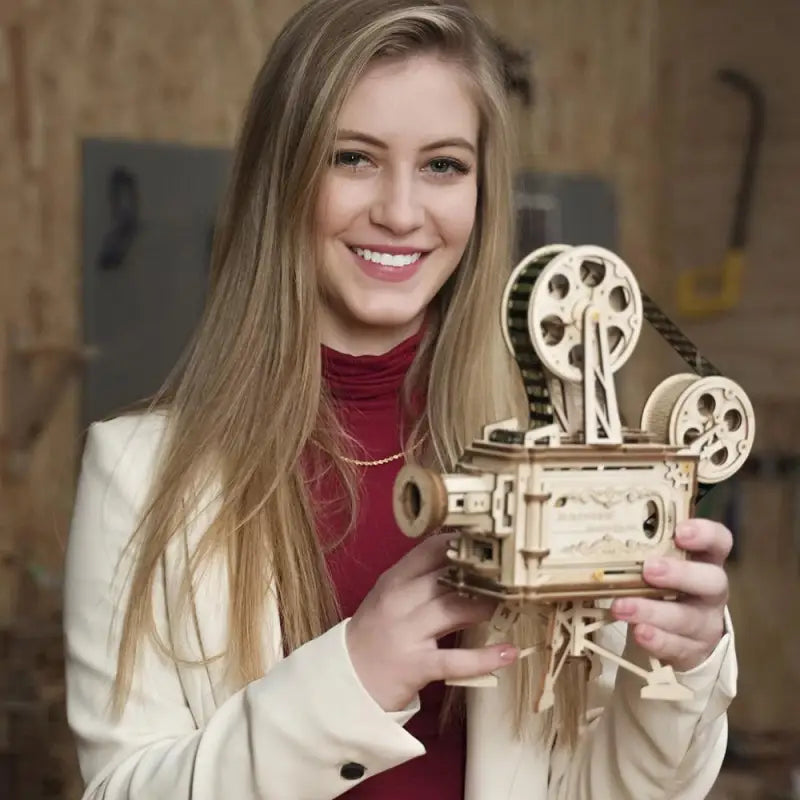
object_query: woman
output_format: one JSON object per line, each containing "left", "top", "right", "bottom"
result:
{"left": 63, "top": 1, "right": 737, "bottom": 798}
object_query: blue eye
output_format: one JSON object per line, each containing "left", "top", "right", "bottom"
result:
{"left": 427, "top": 158, "right": 470, "bottom": 176}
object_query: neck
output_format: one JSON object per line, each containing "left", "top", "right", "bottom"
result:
{"left": 320, "top": 311, "right": 426, "bottom": 356}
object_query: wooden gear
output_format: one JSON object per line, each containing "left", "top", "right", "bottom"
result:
{"left": 393, "top": 245, "right": 755, "bottom": 712}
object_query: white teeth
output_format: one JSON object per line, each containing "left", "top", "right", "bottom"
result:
{"left": 352, "top": 246, "right": 422, "bottom": 267}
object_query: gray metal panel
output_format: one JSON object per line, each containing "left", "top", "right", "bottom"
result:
{"left": 513, "top": 172, "right": 617, "bottom": 261}
{"left": 81, "top": 138, "right": 232, "bottom": 428}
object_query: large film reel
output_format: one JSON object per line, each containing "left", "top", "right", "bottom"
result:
{"left": 527, "top": 246, "right": 644, "bottom": 382}
{"left": 641, "top": 373, "right": 755, "bottom": 483}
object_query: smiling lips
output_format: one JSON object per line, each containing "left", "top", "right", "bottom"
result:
{"left": 348, "top": 244, "right": 429, "bottom": 283}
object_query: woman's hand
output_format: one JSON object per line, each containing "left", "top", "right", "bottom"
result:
{"left": 611, "top": 518, "right": 731, "bottom": 673}
{"left": 346, "top": 532, "right": 519, "bottom": 712}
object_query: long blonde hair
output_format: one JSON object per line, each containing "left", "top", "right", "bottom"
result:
{"left": 113, "top": 0, "right": 582, "bottom": 744}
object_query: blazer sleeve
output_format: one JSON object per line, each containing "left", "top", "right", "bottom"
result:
{"left": 63, "top": 419, "right": 425, "bottom": 800}
{"left": 547, "top": 611, "right": 737, "bottom": 800}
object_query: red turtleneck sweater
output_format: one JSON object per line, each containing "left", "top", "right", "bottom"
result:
{"left": 316, "top": 328, "right": 466, "bottom": 799}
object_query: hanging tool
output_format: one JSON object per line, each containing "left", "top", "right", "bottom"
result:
{"left": 677, "top": 68, "right": 765, "bottom": 317}
{"left": 97, "top": 166, "right": 140, "bottom": 270}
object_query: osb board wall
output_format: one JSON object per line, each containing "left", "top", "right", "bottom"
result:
{"left": 657, "top": 0, "right": 800, "bottom": 733}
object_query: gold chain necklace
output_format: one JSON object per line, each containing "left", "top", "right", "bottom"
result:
{"left": 340, "top": 450, "right": 407, "bottom": 467}
{"left": 340, "top": 435, "right": 427, "bottom": 468}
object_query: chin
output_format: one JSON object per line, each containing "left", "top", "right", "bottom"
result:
{"left": 358, "top": 308, "right": 423, "bottom": 330}
{"left": 350, "top": 297, "right": 428, "bottom": 331}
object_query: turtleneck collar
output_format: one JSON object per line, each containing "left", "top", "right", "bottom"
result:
{"left": 322, "top": 325, "right": 424, "bottom": 403}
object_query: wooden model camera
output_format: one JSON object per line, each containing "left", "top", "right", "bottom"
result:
{"left": 393, "top": 245, "right": 755, "bottom": 711}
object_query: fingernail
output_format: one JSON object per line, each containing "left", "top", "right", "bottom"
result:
{"left": 646, "top": 557, "right": 667, "bottom": 575}
{"left": 636, "top": 624, "right": 655, "bottom": 642}
{"left": 676, "top": 522, "right": 695, "bottom": 540}
{"left": 614, "top": 599, "right": 634, "bottom": 617}
{"left": 499, "top": 647, "right": 518, "bottom": 662}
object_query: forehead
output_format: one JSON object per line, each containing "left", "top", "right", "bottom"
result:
{"left": 337, "top": 53, "right": 479, "bottom": 145}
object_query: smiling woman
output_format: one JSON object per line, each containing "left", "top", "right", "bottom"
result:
{"left": 62, "top": 1, "right": 737, "bottom": 799}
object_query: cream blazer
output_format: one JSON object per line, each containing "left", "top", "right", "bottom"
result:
{"left": 64, "top": 413, "right": 737, "bottom": 800}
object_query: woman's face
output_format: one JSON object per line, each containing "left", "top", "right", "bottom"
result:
{"left": 316, "top": 53, "right": 480, "bottom": 355}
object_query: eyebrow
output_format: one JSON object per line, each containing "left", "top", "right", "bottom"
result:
{"left": 337, "top": 129, "right": 476, "bottom": 154}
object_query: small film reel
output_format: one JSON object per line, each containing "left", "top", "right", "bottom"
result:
{"left": 526, "top": 245, "right": 644, "bottom": 382}
{"left": 641, "top": 373, "right": 755, "bottom": 483}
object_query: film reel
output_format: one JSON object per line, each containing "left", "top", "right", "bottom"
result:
{"left": 527, "top": 245, "right": 644, "bottom": 383}
{"left": 641, "top": 373, "right": 755, "bottom": 483}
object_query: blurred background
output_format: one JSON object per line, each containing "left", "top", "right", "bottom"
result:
{"left": 0, "top": 0, "right": 798, "bottom": 798}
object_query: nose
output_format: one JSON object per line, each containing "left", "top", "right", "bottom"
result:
{"left": 369, "top": 169, "right": 424, "bottom": 235}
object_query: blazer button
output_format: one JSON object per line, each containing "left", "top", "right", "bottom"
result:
{"left": 340, "top": 762, "right": 366, "bottom": 780}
